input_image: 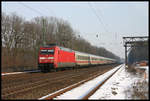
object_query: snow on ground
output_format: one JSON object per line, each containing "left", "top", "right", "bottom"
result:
{"left": 89, "top": 65, "right": 149, "bottom": 99}
{"left": 1, "top": 72, "right": 25, "bottom": 76}
{"left": 53, "top": 64, "right": 123, "bottom": 99}
{"left": 39, "top": 64, "right": 148, "bottom": 100}
{"left": 1, "top": 70, "right": 40, "bottom": 76}
{"left": 136, "top": 66, "right": 149, "bottom": 82}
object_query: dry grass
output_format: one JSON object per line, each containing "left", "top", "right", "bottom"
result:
{"left": 130, "top": 80, "right": 148, "bottom": 99}
{"left": 125, "top": 65, "right": 137, "bottom": 75}
{"left": 125, "top": 80, "right": 149, "bottom": 100}
{"left": 125, "top": 65, "right": 149, "bottom": 99}
{"left": 125, "top": 64, "right": 149, "bottom": 99}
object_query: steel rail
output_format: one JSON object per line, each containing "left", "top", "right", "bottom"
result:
{"left": 2, "top": 67, "right": 104, "bottom": 98}
{"left": 2, "top": 72, "right": 87, "bottom": 98}
{"left": 39, "top": 64, "right": 123, "bottom": 100}
{"left": 81, "top": 65, "right": 123, "bottom": 99}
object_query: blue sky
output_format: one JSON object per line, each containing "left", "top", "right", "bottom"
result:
{"left": 2, "top": 1, "right": 149, "bottom": 58}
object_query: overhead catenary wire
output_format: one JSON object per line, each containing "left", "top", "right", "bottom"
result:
{"left": 43, "top": 5, "right": 57, "bottom": 17}
{"left": 18, "top": 2, "right": 58, "bottom": 18}
{"left": 18, "top": 2, "right": 48, "bottom": 46}
{"left": 94, "top": 6, "right": 111, "bottom": 31}
{"left": 18, "top": 2, "right": 122, "bottom": 46}
{"left": 18, "top": 2, "right": 45, "bottom": 16}
{"left": 88, "top": 2, "right": 109, "bottom": 34}
{"left": 79, "top": 33, "right": 123, "bottom": 45}
{"left": 88, "top": 2, "right": 121, "bottom": 44}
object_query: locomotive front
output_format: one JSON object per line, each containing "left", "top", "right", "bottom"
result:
{"left": 38, "top": 46, "right": 56, "bottom": 72}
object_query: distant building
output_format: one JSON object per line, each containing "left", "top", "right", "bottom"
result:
{"left": 128, "top": 41, "right": 148, "bottom": 65}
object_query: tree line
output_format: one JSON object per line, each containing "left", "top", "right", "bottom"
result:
{"left": 2, "top": 12, "right": 120, "bottom": 72}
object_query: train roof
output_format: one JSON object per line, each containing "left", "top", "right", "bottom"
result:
{"left": 89, "top": 54, "right": 115, "bottom": 61}
{"left": 43, "top": 43, "right": 58, "bottom": 47}
{"left": 59, "top": 46, "right": 73, "bottom": 52}
{"left": 41, "top": 44, "right": 73, "bottom": 52}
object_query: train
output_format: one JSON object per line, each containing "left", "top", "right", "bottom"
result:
{"left": 38, "top": 44, "right": 117, "bottom": 72}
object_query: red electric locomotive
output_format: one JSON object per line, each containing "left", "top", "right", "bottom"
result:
{"left": 38, "top": 44, "right": 76, "bottom": 72}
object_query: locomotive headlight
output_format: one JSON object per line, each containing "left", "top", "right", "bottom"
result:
{"left": 40, "top": 57, "right": 46, "bottom": 59}
{"left": 47, "top": 57, "right": 54, "bottom": 59}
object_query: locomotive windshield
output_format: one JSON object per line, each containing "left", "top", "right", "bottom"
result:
{"left": 40, "top": 49, "right": 54, "bottom": 54}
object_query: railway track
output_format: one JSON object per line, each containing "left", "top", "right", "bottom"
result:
{"left": 2, "top": 68, "right": 84, "bottom": 89}
{"left": 2, "top": 70, "right": 94, "bottom": 98}
{"left": 2, "top": 71, "right": 76, "bottom": 90}
{"left": 39, "top": 64, "right": 123, "bottom": 100}
{"left": 2, "top": 64, "right": 119, "bottom": 99}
